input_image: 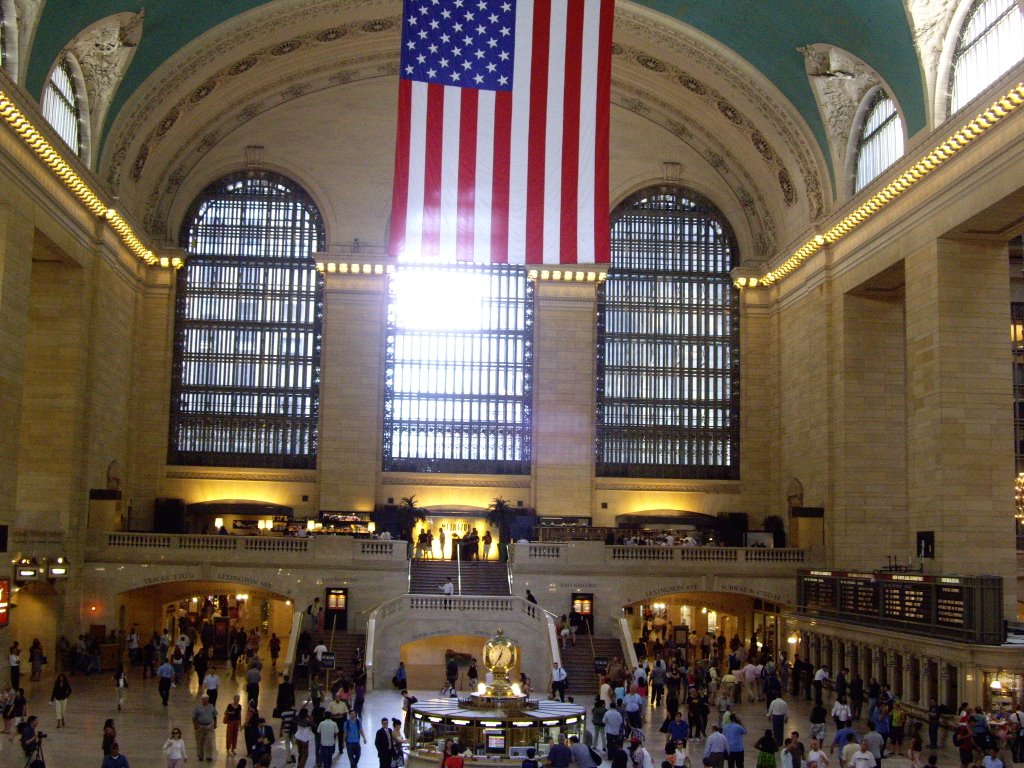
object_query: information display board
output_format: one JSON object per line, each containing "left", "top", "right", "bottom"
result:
{"left": 796, "top": 570, "right": 1002, "bottom": 645}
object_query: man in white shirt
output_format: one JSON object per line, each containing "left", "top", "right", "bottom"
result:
{"left": 848, "top": 740, "right": 877, "bottom": 768}
{"left": 202, "top": 670, "right": 221, "bottom": 705}
{"left": 768, "top": 696, "right": 789, "bottom": 745}
{"left": 602, "top": 703, "right": 624, "bottom": 750}
{"left": 807, "top": 738, "right": 830, "bottom": 768}
{"left": 317, "top": 712, "right": 341, "bottom": 768}
{"left": 551, "top": 662, "right": 569, "bottom": 702}
{"left": 313, "top": 641, "right": 328, "bottom": 661}
{"left": 740, "top": 662, "right": 759, "bottom": 703}
{"left": 814, "top": 665, "right": 829, "bottom": 706}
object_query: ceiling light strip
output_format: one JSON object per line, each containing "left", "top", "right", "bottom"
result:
{"left": 0, "top": 89, "right": 164, "bottom": 268}
{"left": 755, "top": 82, "right": 1024, "bottom": 288}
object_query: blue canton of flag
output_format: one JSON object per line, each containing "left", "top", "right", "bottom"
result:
{"left": 400, "top": 0, "right": 516, "bottom": 91}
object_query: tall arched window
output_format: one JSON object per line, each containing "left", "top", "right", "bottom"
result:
{"left": 382, "top": 264, "right": 534, "bottom": 475}
{"left": 949, "top": 0, "right": 1024, "bottom": 113}
{"left": 41, "top": 57, "right": 84, "bottom": 157}
{"left": 169, "top": 171, "right": 325, "bottom": 469}
{"left": 854, "top": 90, "right": 904, "bottom": 192}
{"left": 597, "top": 187, "right": 740, "bottom": 479}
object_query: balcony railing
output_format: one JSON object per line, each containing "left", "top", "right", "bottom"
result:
{"left": 514, "top": 542, "right": 812, "bottom": 563}
{"left": 89, "top": 531, "right": 406, "bottom": 566}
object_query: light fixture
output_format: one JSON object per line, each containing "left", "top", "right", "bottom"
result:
{"left": 991, "top": 679, "right": 1003, "bottom": 691}
{"left": 367, "top": 522, "right": 376, "bottom": 533}
{"left": 214, "top": 517, "right": 224, "bottom": 530}
{"left": 306, "top": 520, "right": 316, "bottom": 531}
{"left": 47, "top": 556, "right": 69, "bottom": 581}
{"left": 788, "top": 634, "right": 799, "bottom": 645}
{"left": 14, "top": 557, "right": 40, "bottom": 584}
{"left": 236, "top": 593, "right": 248, "bottom": 602}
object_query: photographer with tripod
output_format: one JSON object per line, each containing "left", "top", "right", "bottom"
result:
{"left": 18, "top": 714, "right": 45, "bottom": 767}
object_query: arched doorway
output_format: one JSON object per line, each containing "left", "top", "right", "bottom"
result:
{"left": 117, "top": 580, "right": 296, "bottom": 668}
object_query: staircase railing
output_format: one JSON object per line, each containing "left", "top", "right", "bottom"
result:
{"left": 283, "top": 609, "right": 304, "bottom": 679}
{"left": 616, "top": 614, "right": 639, "bottom": 670}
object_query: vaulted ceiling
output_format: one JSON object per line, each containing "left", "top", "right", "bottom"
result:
{"left": 25, "top": 0, "right": 926, "bottom": 164}
{"left": 16, "top": 0, "right": 937, "bottom": 258}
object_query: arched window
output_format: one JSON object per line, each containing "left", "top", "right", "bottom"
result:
{"left": 949, "top": 0, "right": 1024, "bottom": 114}
{"left": 596, "top": 187, "right": 740, "bottom": 480}
{"left": 382, "top": 263, "right": 534, "bottom": 475}
{"left": 169, "top": 171, "right": 325, "bottom": 469}
{"left": 41, "top": 57, "right": 84, "bottom": 157}
{"left": 854, "top": 90, "right": 904, "bottom": 192}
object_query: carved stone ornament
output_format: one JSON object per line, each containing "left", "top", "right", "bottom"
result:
{"left": 13, "top": 0, "right": 44, "bottom": 80}
{"left": 904, "top": 0, "right": 961, "bottom": 119}
{"left": 67, "top": 11, "right": 145, "bottom": 147}
{"left": 799, "top": 43, "right": 885, "bottom": 198}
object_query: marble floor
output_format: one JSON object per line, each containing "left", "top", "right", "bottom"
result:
{"left": 0, "top": 664, "right": 971, "bottom": 768}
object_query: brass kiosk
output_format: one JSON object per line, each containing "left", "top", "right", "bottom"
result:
{"left": 408, "top": 630, "right": 586, "bottom": 766}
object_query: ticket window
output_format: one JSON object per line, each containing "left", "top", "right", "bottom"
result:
{"left": 324, "top": 588, "right": 348, "bottom": 631}
{"left": 572, "top": 593, "right": 594, "bottom": 634}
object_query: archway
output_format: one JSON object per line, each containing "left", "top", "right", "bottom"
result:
{"left": 623, "top": 590, "right": 788, "bottom": 666}
{"left": 116, "top": 580, "right": 296, "bottom": 671}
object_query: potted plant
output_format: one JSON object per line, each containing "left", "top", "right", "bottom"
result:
{"left": 487, "top": 497, "right": 517, "bottom": 561}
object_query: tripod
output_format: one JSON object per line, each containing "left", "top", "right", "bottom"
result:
{"left": 23, "top": 738, "right": 44, "bottom": 768}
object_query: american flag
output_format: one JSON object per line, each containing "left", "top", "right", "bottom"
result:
{"left": 389, "top": 0, "right": 614, "bottom": 265}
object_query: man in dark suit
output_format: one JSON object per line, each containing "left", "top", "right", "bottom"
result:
{"left": 375, "top": 717, "right": 393, "bottom": 768}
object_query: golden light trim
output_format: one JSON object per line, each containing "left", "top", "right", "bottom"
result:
{"left": 315, "top": 262, "right": 396, "bottom": 275}
{"left": 744, "top": 83, "right": 1024, "bottom": 289}
{"left": 527, "top": 268, "right": 607, "bottom": 282}
{"left": 0, "top": 89, "right": 166, "bottom": 268}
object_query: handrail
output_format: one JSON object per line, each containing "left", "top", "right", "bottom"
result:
{"left": 456, "top": 542, "right": 463, "bottom": 594}
{"left": 616, "top": 614, "right": 639, "bottom": 670}
{"left": 283, "top": 609, "right": 303, "bottom": 678}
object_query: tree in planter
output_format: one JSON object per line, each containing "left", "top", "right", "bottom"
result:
{"left": 487, "top": 497, "right": 517, "bottom": 560}
{"left": 397, "top": 495, "right": 427, "bottom": 545}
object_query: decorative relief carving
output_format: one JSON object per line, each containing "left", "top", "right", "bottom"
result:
{"left": 145, "top": 54, "right": 393, "bottom": 235}
{"left": 379, "top": 475, "right": 531, "bottom": 488}
{"left": 595, "top": 480, "right": 741, "bottom": 493}
{"left": 614, "top": 79, "right": 777, "bottom": 260}
{"left": 104, "top": 0, "right": 401, "bottom": 190}
{"left": 614, "top": 9, "right": 826, "bottom": 219}
{"left": 799, "top": 44, "right": 886, "bottom": 196}
{"left": 68, "top": 11, "right": 145, "bottom": 149}
{"left": 612, "top": 41, "right": 801, "bottom": 216}
{"left": 905, "top": 0, "right": 960, "bottom": 108}
{"left": 165, "top": 468, "right": 317, "bottom": 483}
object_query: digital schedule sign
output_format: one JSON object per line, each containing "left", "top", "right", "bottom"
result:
{"left": 796, "top": 570, "right": 1002, "bottom": 645}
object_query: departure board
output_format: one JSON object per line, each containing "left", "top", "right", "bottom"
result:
{"left": 802, "top": 575, "right": 834, "bottom": 611}
{"left": 796, "top": 570, "right": 1002, "bottom": 645}
{"left": 881, "top": 581, "right": 929, "bottom": 622}
{"left": 838, "top": 577, "right": 878, "bottom": 616}
{"left": 936, "top": 582, "right": 966, "bottom": 628}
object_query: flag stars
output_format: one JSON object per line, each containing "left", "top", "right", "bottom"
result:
{"left": 401, "top": 0, "right": 515, "bottom": 90}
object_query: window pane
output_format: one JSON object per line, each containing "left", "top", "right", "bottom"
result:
{"left": 168, "top": 171, "right": 324, "bottom": 469}
{"left": 383, "top": 263, "right": 533, "bottom": 474}
{"left": 40, "top": 60, "right": 80, "bottom": 156}
{"left": 950, "top": 0, "right": 1024, "bottom": 113}
{"left": 855, "top": 91, "right": 904, "bottom": 192}
{"left": 597, "top": 187, "right": 740, "bottom": 480}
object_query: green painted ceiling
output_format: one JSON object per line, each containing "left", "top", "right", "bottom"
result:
{"left": 26, "top": 0, "right": 926, "bottom": 166}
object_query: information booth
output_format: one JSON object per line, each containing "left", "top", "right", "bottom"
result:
{"left": 407, "top": 629, "right": 586, "bottom": 767}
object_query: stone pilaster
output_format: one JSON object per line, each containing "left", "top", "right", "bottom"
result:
{"left": 532, "top": 279, "right": 599, "bottom": 516}
{"left": 904, "top": 239, "right": 1015, "bottom": 615}
{"left": 318, "top": 269, "right": 387, "bottom": 510}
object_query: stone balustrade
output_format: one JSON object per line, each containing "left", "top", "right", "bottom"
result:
{"left": 511, "top": 541, "right": 819, "bottom": 572}
{"left": 87, "top": 530, "right": 405, "bottom": 567}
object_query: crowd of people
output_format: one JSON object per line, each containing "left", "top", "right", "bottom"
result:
{"left": 2, "top": 613, "right": 411, "bottom": 768}
{"left": 578, "top": 633, "right": 1020, "bottom": 768}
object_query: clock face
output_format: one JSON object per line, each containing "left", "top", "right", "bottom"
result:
{"left": 484, "top": 637, "right": 515, "bottom": 671}
{"left": 487, "top": 644, "right": 512, "bottom": 668}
